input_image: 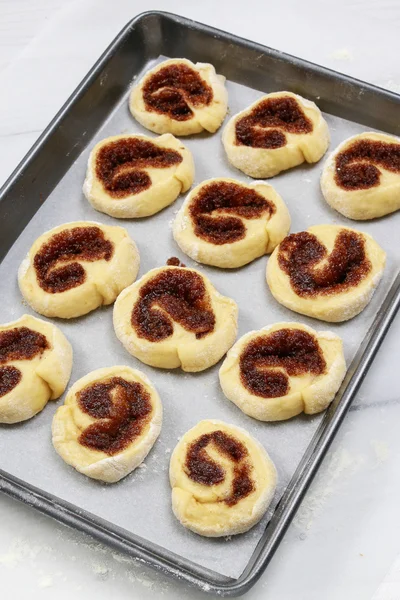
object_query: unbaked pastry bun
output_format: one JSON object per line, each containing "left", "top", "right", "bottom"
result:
{"left": 52, "top": 366, "right": 162, "bottom": 483}
{"left": 0, "top": 314, "right": 72, "bottom": 424}
{"left": 321, "top": 132, "right": 400, "bottom": 220}
{"left": 169, "top": 419, "right": 277, "bottom": 537}
{"left": 222, "top": 91, "right": 329, "bottom": 178}
{"left": 130, "top": 59, "right": 228, "bottom": 136}
{"left": 18, "top": 221, "right": 139, "bottom": 319}
{"left": 173, "top": 178, "right": 291, "bottom": 268}
{"left": 266, "top": 224, "right": 386, "bottom": 322}
{"left": 220, "top": 322, "right": 346, "bottom": 421}
{"left": 113, "top": 265, "right": 238, "bottom": 372}
{"left": 83, "top": 133, "right": 194, "bottom": 218}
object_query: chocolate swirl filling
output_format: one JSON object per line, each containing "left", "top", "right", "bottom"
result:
{"left": 278, "top": 229, "right": 371, "bottom": 297}
{"left": 78, "top": 377, "right": 152, "bottom": 455}
{"left": 95, "top": 137, "right": 183, "bottom": 198}
{"left": 185, "top": 430, "right": 254, "bottom": 506}
{"left": 335, "top": 139, "right": 400, "bottom": 190}
{"left": 142, "top": 63, "right": 213, "bottom": 121}
{"left": 189, "top": 181, "right": 275, "bottom": 245}
{"left": 131, "top": 268, "right": 215, "bottom": 342}
{"left": 240, "top": 329, "right": 326, "bottom": 398}
{"left": 235, "top": 96, "right": 313, "bottom": 149}
{"left": 34, "top": 226, "right": 114, "bottom": 293}
{"left": 0, "top": 327, "right": 49, "bottom": 397}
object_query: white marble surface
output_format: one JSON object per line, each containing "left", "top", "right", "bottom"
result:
{"left": 1, "top": 1, "right": 400, "bottom": 598}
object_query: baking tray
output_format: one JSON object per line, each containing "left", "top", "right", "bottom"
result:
{"left": 1, "top": 11, "right": 400, "bottom": 597}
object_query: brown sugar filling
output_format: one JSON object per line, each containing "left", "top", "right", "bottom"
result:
{"left": 235, "top": 96, "right": 313, "bottom": 149}
{"left": 335, "top": 139, "right": 400, "bottom": 190}
{"left": 0, "top": 366, "right": 22, "bottom": 397}
{"left": 278, "top": 229, "right": 371, "bottom": 297}
{"left": 142, "top": 62, "right": 213, "bottom": 121}
{"left": 34, "top": 226, "right": 114, "bottom": 293}
{"left": 78, "top": 376, "right": 152, "bottom": 456}
{"left": 0, "top": 326, "right": 49, "bottom": 397}
{"left": 0, "top": 327, "right": 49, "bottom": 363}
{"left": 189, "top": 181, "right": 275, "bottom": 245}
{"left": 166, "top": 257, "right": 186, "bottom": 267}
{"left": 131, "top": 267, "right": 215, "bottom": 342}
{"left": 95, "top": 137, "right": 183, "bottom": 198}
{"left": 185, "top": 430, "right": 254, "bottom": 506}
{"left": 240, "top": 329, "right": 326, "bottom": 398}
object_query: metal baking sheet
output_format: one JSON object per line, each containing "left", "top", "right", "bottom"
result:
{"left": 1, "top": 11, "right": 400, "bottom": 596}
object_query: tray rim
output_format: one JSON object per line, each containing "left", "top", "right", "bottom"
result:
{"left": 1, "top": 10, "right": 400, "bottom": 597}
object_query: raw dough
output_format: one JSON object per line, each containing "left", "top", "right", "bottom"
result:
{"left": 321, "top": 132, "right": 400, "bottom": 220}
{"left": 113, "top": 265, "right": 238, "bottom": 372}
{"left": 219, "top": 322, "right": 346, "bottom": 421}
{"left": 222, "top": 91, "right": 329, "bottom": 178}
{"left": 18, "top": 221, "right": 139, "bottom": 319}
{"left": 130, "top": 59, "right": 228, "bottom": 136}
{"left": 0, "top": 314, "right": 72, "bottom": 424}
{"left": 169, "top": 419, "right": 277, "bottom": 537}
{"left": 173, "top": 177, "right": 291, "bottom": 268}
{"left": 266, "top": 224, "right": 386, "bottom": 322}
{"left": 52, "top": 366, "right": 162, "bottom": 483}
{"left": 83, "top": 133, "right": 195, "bottom": 218}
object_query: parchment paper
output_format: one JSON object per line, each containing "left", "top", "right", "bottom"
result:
{"left": 0, "top": 57, "right": 398, "bottom": 579}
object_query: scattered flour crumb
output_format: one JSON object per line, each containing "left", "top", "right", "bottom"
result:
{"left": 38, "top": 575, "right": 53, "bottom": 589}
{"left": 294, "top": 447, "right": 364, "bottom": 533}
{"left": 329, "top": 48, "right": 354, "bottom": 61}
{"left": 371, "top": 439, "right": 389, "bottom": 464}
{"left": 384, "top": 80, "right": 400, "bottom": 94}
{"left": 92, "top": 562, "right": 110, "bottom": 578}
{"left": 0, "top": 538, "right": 48, "bottom": 567}
{"left": 138, "top": 463, "right": 147, "bottom": 470}
{"left": 111, "top": 552, "right": 132, "bottom": 565}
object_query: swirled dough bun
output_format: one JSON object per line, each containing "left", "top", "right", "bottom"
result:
{"left": 113, "top": 265, "right": 238, "bottom": 372}
{"left": 219, "top": 322, "right": 346, "bottom": 421}
{"left": 222, "top": 91, "right": 329, "bottom": 178}
{"left": 321, "top": 132, "right": 400, "bottom": 220}
{"left": 130, "top": 59, "right": 228, "bottom": 136}
{"left": 169, "top": 419, "right": 277, "bottom": 537}
{"left": 266, "top": 224, "right": 386, "bottom": 322}
{"left": 83, "top": 133, "right": 194, "bottom": 218}
{"left": 0, "top": 314, "right": 72, "bottom": 424}
{"left": 173, "top": 178, "right": 291, "bottom": 268}
{"left": 52, "top": 366, "right": 162, "bottom": 483}
{"left": 18, "top": 221, "right": 139, "bottom": 319}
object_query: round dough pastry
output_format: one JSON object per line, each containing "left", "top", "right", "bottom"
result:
{"left": 52, "top": 366, "right": 162, "bottom": 483}
{"left": 169, "top": 419, "right": 277, "bottom": 537}
{"left": 219, "top": 322, "right": 346, "bottom": 421}
{"left": 129, "top": 58, "right": 228, "bottom": 136}
{"left": 266, "top": 224, "right": 386, "bottom": 322}
{"left": 321, "top": 132, "right": 400, "bottom": 220}
{"left": 0, "top": 314, "right": 72, "bottom": 424}
{"left": 173, "top": 178, "right": 291, "bottom": 268}
{"left": 83, "top": 133, "right": 195, "bottom": 218}
{"left": 113, "top": 265, "right": 238, "bottom": 372}
{"left": 222, "top": 91, "right": 329, "bottom": 178}
{"left": 18, "top": 221, "right": 139, "bottom": 319}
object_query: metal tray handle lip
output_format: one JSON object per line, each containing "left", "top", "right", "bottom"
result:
{"left": 134, "top": 10, "right": 400, "bottom": 105}
{"left": 1, "top": 10, "right": 400, "bottom": 596}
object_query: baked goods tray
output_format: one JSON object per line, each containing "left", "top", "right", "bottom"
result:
{"left": 1, "top": 11, "right": 400, "bottom": 596}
